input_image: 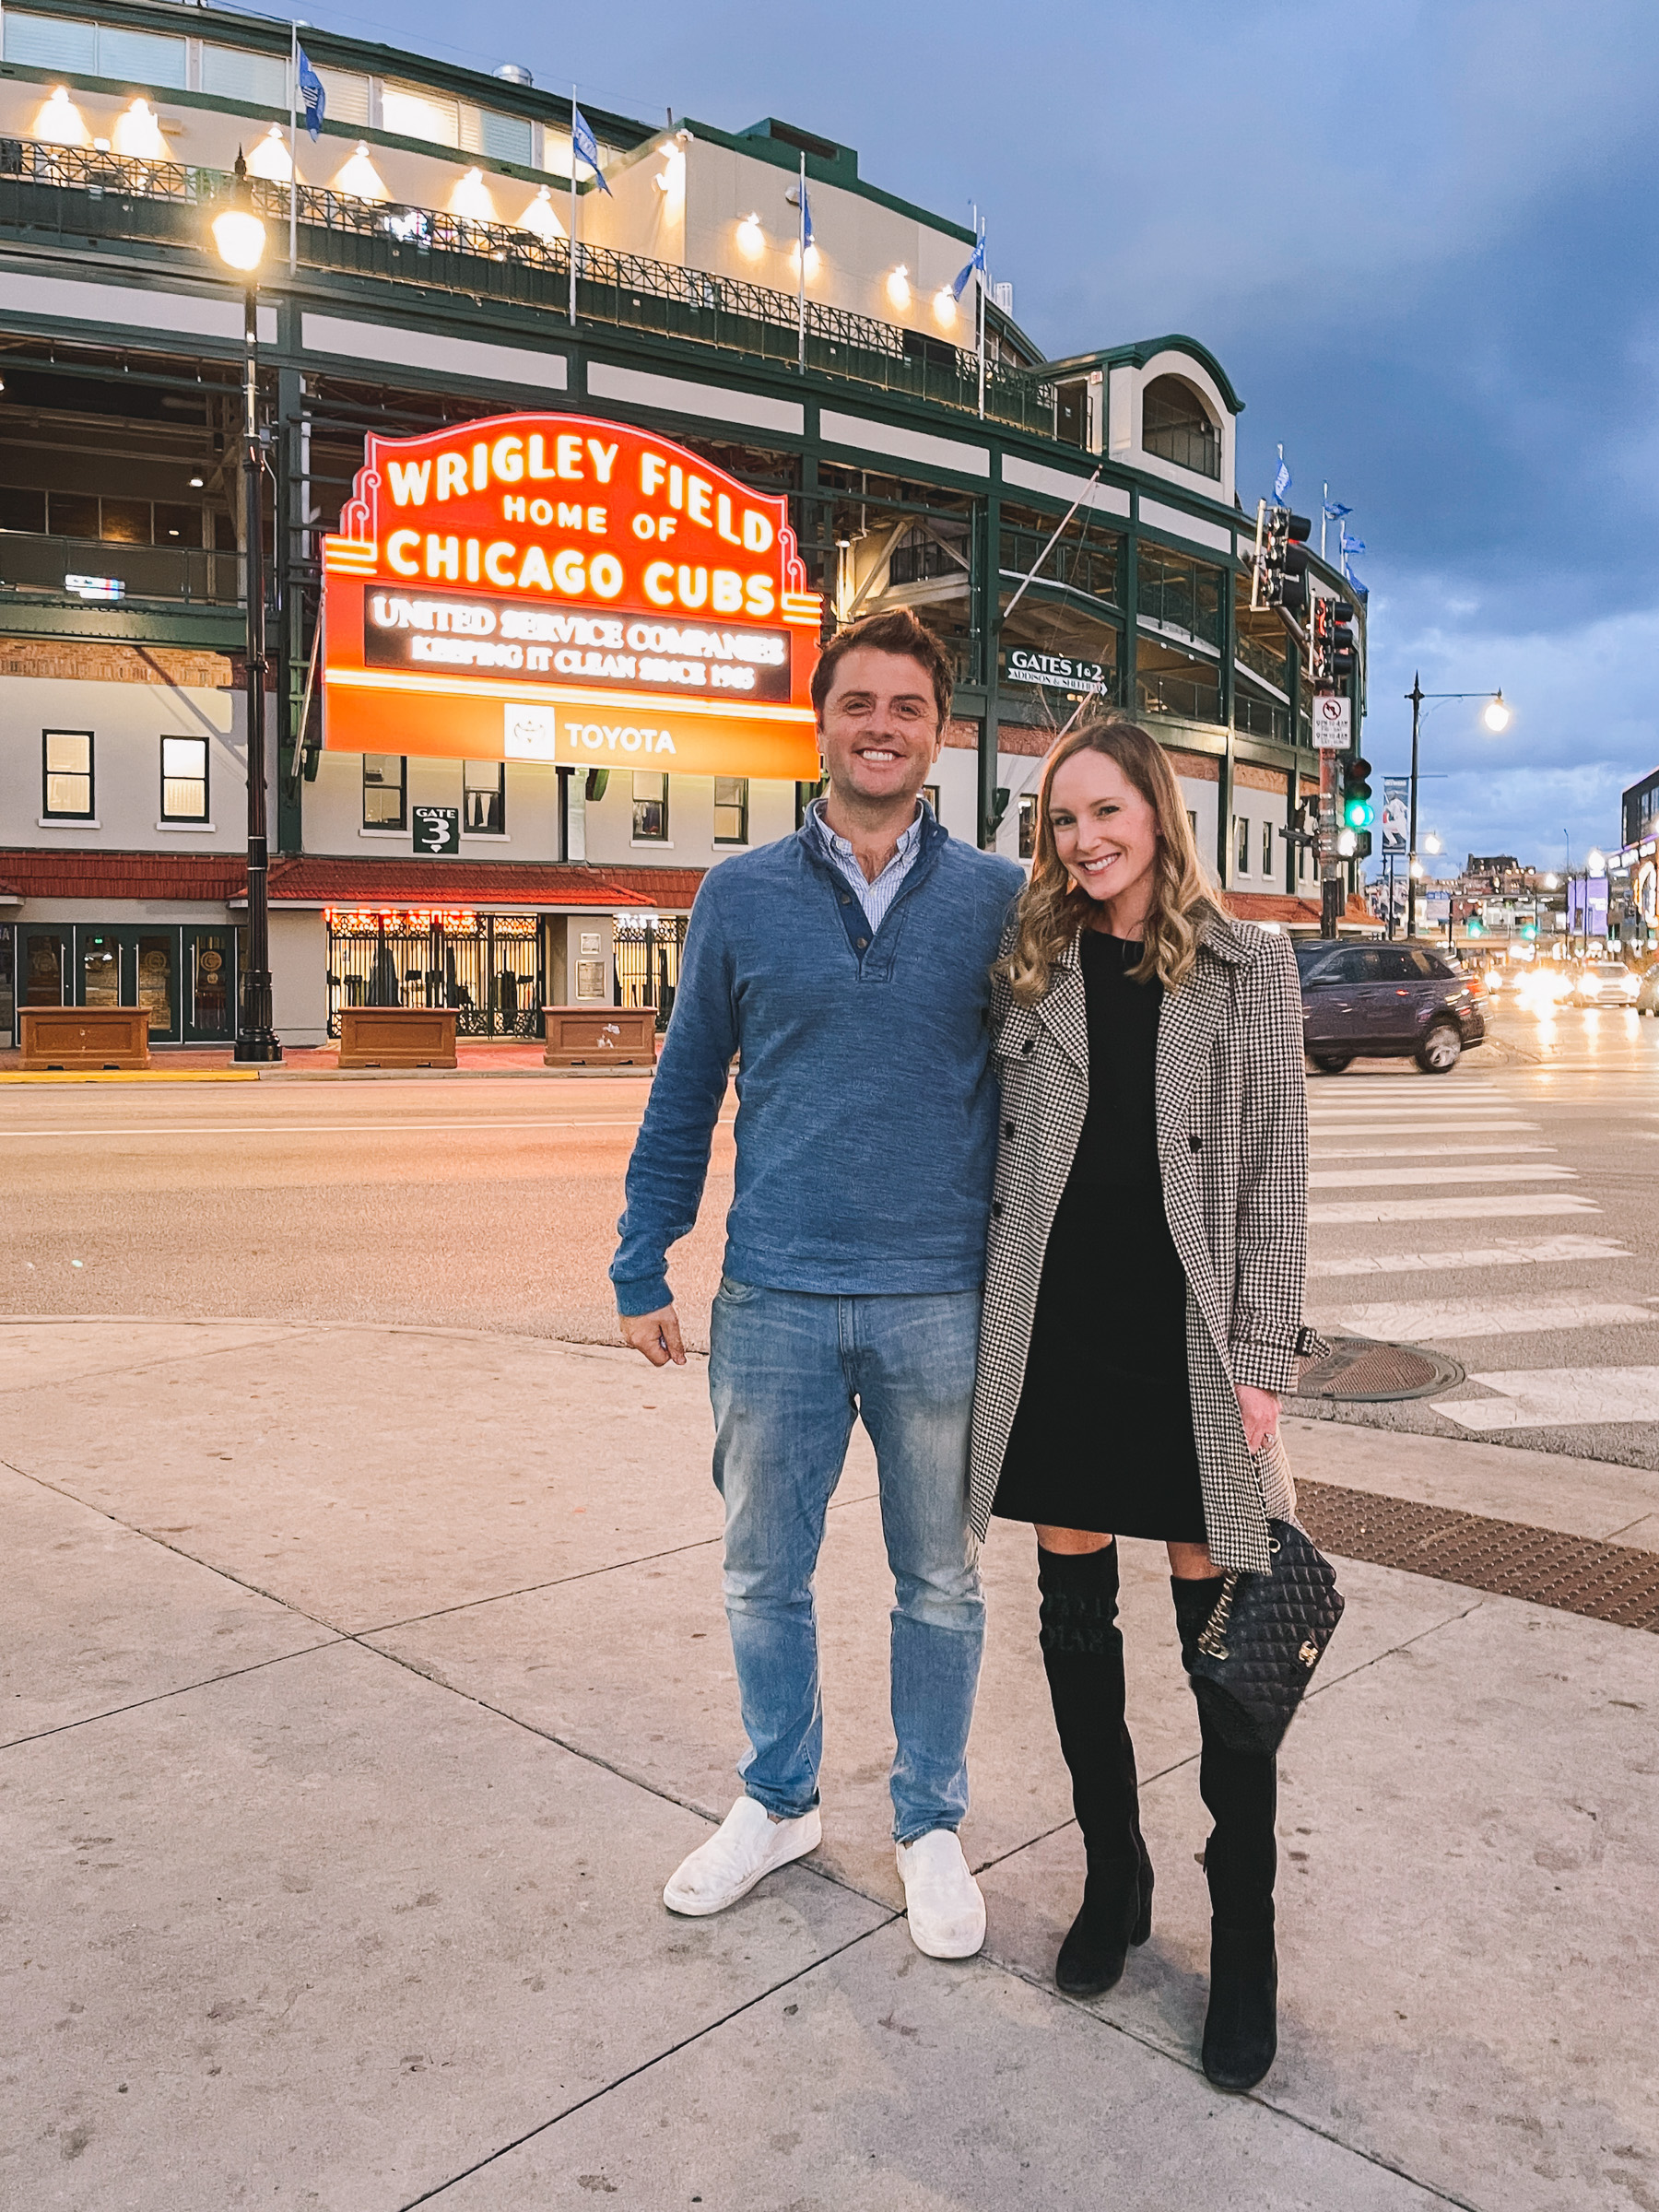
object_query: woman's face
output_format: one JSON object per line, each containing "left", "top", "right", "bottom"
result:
{"left": 1046, "top": 747, "right": 1160, "bottom": 912}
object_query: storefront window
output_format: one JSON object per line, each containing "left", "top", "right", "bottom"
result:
{"left": 1262, "top": 820, "right": 1275, "bottom": 878}
{"left": 132, "top": 936, "right": 172, "bottom": 1030}
{"left": 83, "top": 933, "right": 122, "bottom": 1007}
{"left": 0, "top": 924, "right": 12, "bottom": 1047}
{"left": 43, "top": 730, "right": 94, "bottom": 818}
{"left": 24, "top": 932, "right": 65, "bottom": 1007}
{"left": 713, "top": 776, "right": 748, "bottom": 844}
{"left": 363, "top": 755, "right": 406, "bottom": 829}
{"left": 1018, "top": 793, "right": 1039, "bottom": 860}
{"left": 463, "top": 759, "right": 504, "bottom": 834}
{"left": 632, "top": 772, "right": 668, "bottom": 841}
{"left": 161, "top": 735, "right": 208, "bottom": 819}
{"left": 191, "top": 933, "right": 232, "bottom": 1038}
{"left": 1235, "top": 817, "right": 1251, "bottom": 880}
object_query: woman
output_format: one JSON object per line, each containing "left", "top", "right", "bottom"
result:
{"left": 971, "top": 713, "right": 1324, "bottom": 2093}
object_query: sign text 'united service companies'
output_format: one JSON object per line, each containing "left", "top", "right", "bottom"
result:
{"left": 320, "top": 414, "right": 823, "bottom": 779}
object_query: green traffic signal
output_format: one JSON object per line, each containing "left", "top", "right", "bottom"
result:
{"left": 1343, "top": 792, "right": 1374, "bottom": 830}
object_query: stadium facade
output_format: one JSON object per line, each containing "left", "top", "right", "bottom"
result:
{"left": 0, "top": 0, "right": 1366, "bottom": 1045}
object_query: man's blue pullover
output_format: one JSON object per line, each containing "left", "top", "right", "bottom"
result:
{"left": 610, "top": 812, "right": 1025, "bottom": 1316}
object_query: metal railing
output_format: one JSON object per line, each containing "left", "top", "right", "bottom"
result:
{"left": 0, "top": 527, "right": 238, "bottom": 604}
{"left": 0, "top": 140, "right": 1057, "bottom": 434}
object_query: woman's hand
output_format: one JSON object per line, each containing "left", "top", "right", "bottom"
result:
{"left": 1236, "top": 1383, "right": 1280, "bottom": 1454}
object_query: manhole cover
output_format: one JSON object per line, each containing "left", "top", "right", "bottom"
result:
{"left": 1295, "top": 1335, "right": 1465, "bottom": 1403}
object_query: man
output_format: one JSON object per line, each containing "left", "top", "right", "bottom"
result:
{"left": 613, "top": 606, "right": 1024, "bottom": 1957}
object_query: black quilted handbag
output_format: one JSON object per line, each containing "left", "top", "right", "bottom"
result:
{"left": 1186, "top": 1520, "right": 1344, "bottom": 1757}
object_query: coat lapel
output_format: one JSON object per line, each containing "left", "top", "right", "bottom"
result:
{"left": 1156, "top": 922, "right": 1242, "bottom": 1148}
{"left": 1036, "top": 933, "right": 1089, "bottom": 1073}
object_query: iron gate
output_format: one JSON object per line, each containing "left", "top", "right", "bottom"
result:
{"left": 614, "top": 917, "right": 688, "bottom": 1030}
{"left": 325, "top": 911, "right": 547, "bottom": 1039}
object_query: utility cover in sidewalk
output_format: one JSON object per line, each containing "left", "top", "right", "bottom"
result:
{"left": 1295, "top": 1335, "right": 1465, "bottom": 1403}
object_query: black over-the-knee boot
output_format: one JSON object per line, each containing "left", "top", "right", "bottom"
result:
{"left": 1171, "top": 1574, "right": 1279, "bottom": 2093}
{"left": 1039, "top": 1544, "right": 1153, "bottom": 1996}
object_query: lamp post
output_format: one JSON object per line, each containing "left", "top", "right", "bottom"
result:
{"left": 212, "top": 152, "right": 282, "bottom": 1062}
{"left": 1405, "top": 674, "right": 1509, "bottom": 940}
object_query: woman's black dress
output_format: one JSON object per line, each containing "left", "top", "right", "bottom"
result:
{"left": 992, "top": 929, "right": 1206, "bottom": 1540}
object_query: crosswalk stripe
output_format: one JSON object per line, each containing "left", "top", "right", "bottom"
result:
{"left": 1320, "top": 1295, "right": 1656, "bottom": 1341}
{"left": 1307, "top": 1117, "right": 1538, "bottom": 1130}
{"left": 1310, "top": 1194, "right": 1599, "bottom": 1223}
{"left": 1307, "top": 1235, "right": 1630, "bottom": 1277}
{"left": 1434, "top": 1367, "right": 1659, "bottom": 1430}
{"left": 1310, "top": 1142, "right": 1555, "bottom": 1159}
{"left": 1308, "top": 1163, "right": 1572, "bottom": 1188}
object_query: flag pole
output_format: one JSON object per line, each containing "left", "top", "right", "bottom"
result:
{"left": 1321, "top": 480, "right": 1328, "bottom": 565}
{"left": 288, "top": 22, "right": 298, "bottom": 275}
{"left": 569, "top": 86, "right": 579, "bottom": 329}
{"left": 795, "top": 150, "right": 806, "bottom": 374}
{"left": 976, "top": 220, "right": 985, "bottom": 419}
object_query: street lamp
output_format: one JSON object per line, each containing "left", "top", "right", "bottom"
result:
{"left": 1405, "top": 673, "right": 1510, "bottom": 940}
{"left": 212, "top": 152, "right": 282, "bottom": 1062}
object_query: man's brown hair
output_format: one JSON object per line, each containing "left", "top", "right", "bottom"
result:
{"left": 809, "top": 606, "right": 956, "bottom": 733}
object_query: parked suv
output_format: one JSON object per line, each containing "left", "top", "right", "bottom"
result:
{"left": 1296, "top": 939, "right": 1487, "bottom": 1074}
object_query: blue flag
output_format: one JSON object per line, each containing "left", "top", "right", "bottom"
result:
{"left": 297, "top": 44, "right": 324, "bottom": 141}
{"left": 801, "top": 187, "right": 814, "bottom": 252}
{"left": 1273, "top": 445, "right": 1291, "bottom": 503}
{"left": 951, "top": 234, "right": 985, "bottom": 303}
{"left": 1340, "top": 529, "right": 1366, "bottom": 559}
{"left": 1324, "top": 500, "right": 1351, "bottom": 521}
{"left": 571, "top": 103, "right": 611, "bottom": 194}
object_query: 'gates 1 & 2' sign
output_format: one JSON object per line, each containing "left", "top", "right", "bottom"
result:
{"left": 321, "top": 413, "right": 823, "bottom": 779}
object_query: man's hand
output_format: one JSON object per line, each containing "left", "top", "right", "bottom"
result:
{"left": 620, "top": 1304, "right": 687, "bottom": 1367}
{"left": 1236, "top": 1383, "right": 1279, "bottom": 1454}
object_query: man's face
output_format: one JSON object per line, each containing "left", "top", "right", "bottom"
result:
{"left": 818, "top": 647, "right": 944, "bottom": 807}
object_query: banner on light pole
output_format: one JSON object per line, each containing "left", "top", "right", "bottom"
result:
{"left": 1382, "top": 776, "right": 1408, "bottom": 854}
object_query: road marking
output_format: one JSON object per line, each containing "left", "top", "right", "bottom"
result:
{"left": 1323, "top": 1295, "right": 1657, "bottom": 1341}
{"left": 1310, "top": 1142, "right": 1556, "bottom": 1159}
{"left": 1311, "top": 1195, "right": 1599, "bottom": 1223}
{"left": 1435, "top": 1368, "right": 1659, "bottom": 1430}
{"left": 1305, "top": 1121, "right": 1541, "bottom": 1137}
{"left": 1308, "top": 1162, "right": 1572, "bottom": 1188}
{"left": 1307, "top": 1236, "right": 1630, "bottom": 1277}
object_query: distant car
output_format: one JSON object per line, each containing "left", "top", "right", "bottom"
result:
{"left": 1638, "top": 969, "right": 1659, "bottom": 1018}
{"left": 1296, "top": 939, "right": 1487, "bottom": 1074}
{"left": 1571, "top": 960, "right": 1640, "bottom": 1008}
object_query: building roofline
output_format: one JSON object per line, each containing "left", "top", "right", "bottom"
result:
{"left": 1034, "top": 335, "right": 1244, "bottom": 416}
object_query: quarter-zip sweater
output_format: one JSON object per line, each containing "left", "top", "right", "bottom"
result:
{"left": 610, "top": 813, "right": 1026, "bottom": 1315}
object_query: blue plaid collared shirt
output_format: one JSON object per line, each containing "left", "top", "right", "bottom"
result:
{"left": 810, "top": 796, "right": 929, "bottom": 934}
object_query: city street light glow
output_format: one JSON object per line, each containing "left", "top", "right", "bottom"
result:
{"left": 210, "top": 152, "right": 266, "bottom": 274}
{"left": 1483, "top": 692, "right": 1512, "bottom": 732}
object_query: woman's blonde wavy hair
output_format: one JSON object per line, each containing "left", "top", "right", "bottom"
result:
{"left": 997, "top": 712, "right": 1223, "bottom": 1004}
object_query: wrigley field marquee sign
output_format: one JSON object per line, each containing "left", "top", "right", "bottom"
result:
{"left": 322, "top": 414, "right": 824, "bottom": 778}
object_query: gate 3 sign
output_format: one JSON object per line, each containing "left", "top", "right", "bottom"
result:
{"left": 321, "top": 414, "right": 824, "bottom": 779}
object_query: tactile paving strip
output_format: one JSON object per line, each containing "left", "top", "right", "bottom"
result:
{"left": 1295, "top": 1336, "right": 1465, "bottom": 1403}
{"left": 1297, "top": 1480, "right": 1659, "bottom": 1632}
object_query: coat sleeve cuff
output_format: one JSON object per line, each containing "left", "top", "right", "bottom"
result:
{"left": 615, "top": 1274, "right": 672, "bottom": 1318}
{"left": 1229, "top": 1324, "right": 1327, "bottom": 1396}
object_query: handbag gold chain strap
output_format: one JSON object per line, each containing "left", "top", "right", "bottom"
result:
{"left": 1196, "top": 1571, "right": 1240, "bottom": 1662}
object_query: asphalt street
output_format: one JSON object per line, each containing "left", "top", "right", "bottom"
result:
{"left": 1, "top": 994, "right": 1653, "bottom": 1463}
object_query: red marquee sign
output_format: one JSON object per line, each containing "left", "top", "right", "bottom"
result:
{"left": 321, "top": 413, "right": 823, "bottom": 779}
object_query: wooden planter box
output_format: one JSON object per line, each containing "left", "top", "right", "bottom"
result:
{"left": 20, "top": 1006, "right": 150, "bottom": 1069}
{"left": 543, "top": 1006, "right": 658, "bottom": 1066}
{"left": 337, "top": 1006, "right": 459, "bottom": 1069}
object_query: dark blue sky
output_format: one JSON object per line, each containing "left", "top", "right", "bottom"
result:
{"left": 306, "top": 0, "right": 1656, "bottom": 873}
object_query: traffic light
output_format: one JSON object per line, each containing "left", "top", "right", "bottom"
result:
{"left": 1341, "top": 753, "right": 1373, "bottom": 833}
{"left": 1329, "top": 599, "right": 1359, "bottom": 685}
{"left": 1310, "top": 596, "right": 1333, "bottom": 687}
{"left": 1253, "top": 504, "right": 1312, "bottom": 612}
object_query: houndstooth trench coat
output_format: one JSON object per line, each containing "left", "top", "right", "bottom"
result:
{"left": 968, "top": 910, "right": 1328, "bottom": 1574}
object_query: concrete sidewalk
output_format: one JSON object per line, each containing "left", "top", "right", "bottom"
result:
{"left": 4, "top": 1318, "right": 1654, "bottom": 2209}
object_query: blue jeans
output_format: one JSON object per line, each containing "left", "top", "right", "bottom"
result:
{"left": 708, "top": 1280, "right": 985, "bottom": 1845}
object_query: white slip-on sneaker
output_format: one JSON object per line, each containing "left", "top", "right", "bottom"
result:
{"left": 663, "top": 1795, "right": 822, "bottom": 1916}
{"left": 896, "top": 1828, "right": 986, "bottom": 1959}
